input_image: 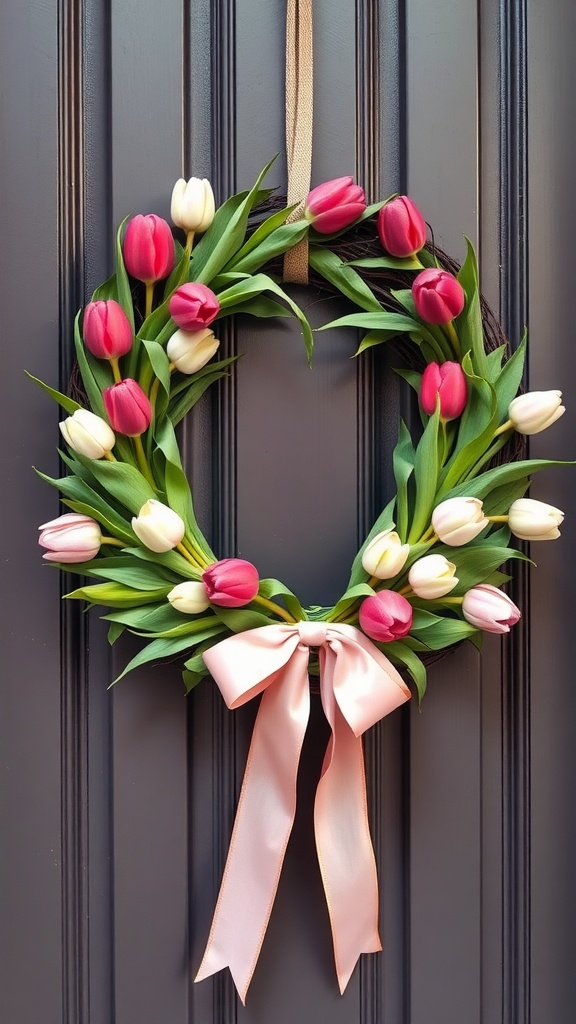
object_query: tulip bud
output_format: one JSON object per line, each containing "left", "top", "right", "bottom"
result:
{"left": 122, "top": 214, "right": 175, "bottom": 285}
{"left": 431, "top": 497, "right": 489, "bottom": 546}
{"left": 167, "top": 581, "right": 211, "bottom": 614}
{"left": 103, "top": 379, "right": 152, "bottom": 436}
{"left": 361, "top": 528, "right": 410, "bottom": 579}
{"left": 305, "top": 176, "right": 366, "bottom": 234}
{"left": 59, "top": 409, "right": 116, "bottom": 459}
{"left": 462, "top": 584, "right": 521, "bottom": 634}
{"left": 168, "top": 282, "right": 220, "bottom": 331}
{"left": 38, "top": 513, "right": 102, "bottom": 563}
{"left": 408, "top": 554, "right": 459, "bottom": 599}
{"left": 420, "top": 361, "right": 467, "bottom": 420}
{"left": 377, "top": 195, "right": 427, "bottom": 257}
{"left": 508, "top": 498, "right": 564, "bottom": 541}
{"left": 507, "top": 390, "right": 565, "bottom": 435}
{"left": 166, "top": 328, "right": 220, "bottom": 375}
{"left": 359, "top": 590, "right": 413, "bottom": 642}
{"left": 171, "top": 177, "right": 215, "bottom": 233}
{"left": 131, "top": 499, "right": 185, "bottom": 553}
{"left": 82, "top": 299, "right": 133, "bottom": 360}
{"left": 202, "top": 558, "right": 259, "bottom": 608}
{"left": 412, "top": 268, "right": 465, "bottom": 324}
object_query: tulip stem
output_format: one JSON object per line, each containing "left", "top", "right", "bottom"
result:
{"left": 443, "top": 320, "right": 461, "bottom": 357}
{"left": 494, "top": 419, "right": 513, "bottom": 436}
{"left": 103, "top": 451, "right": 117, "bottom": 462}
{"left": 101, "top": 536, "right": 126, "bottom": 548}
{"left": 181, "top": 535, "right": 211, "bottom": 570}
{"left": 419, "top": 526, "right": 436, "bottom": 544}
{"left": 109, "top": 357, "right": 122, "bottom": 384}
{"left": 145, "top": 283, "right": 154, "bottom": 319}
{"left": 149, "top": 377, "right": 161, "bottom": 408}
{"left": 253, "top": 594, "right": 297, "bottom": 624}
{"left": 132, "top": 435, "right": 157, "bottom": 490}
{"left": 185, "top": 231, "right": 195, "bottom": 257}
{"left": 439, "top": 596, "right": 463, "bottom": 605}
{"left": 176, "top": 541, "right": 203, "bottom": 571}
{"left": 487, "top": 515, "right": 509, "bottom": 523}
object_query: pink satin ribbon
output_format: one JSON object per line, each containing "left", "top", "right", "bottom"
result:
{"left": 194, "top": 621, "right": 411, "bottom": 1002}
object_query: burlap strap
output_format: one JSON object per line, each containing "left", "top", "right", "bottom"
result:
{"left": 283, "top": 0, "right": 313, "bottom": 284}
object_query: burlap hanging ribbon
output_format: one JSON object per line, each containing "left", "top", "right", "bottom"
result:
{"left": 283, "top": 0, "right": 313, "bottom": 284}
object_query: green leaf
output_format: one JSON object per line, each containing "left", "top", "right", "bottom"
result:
{"left": 75, "top": 556, "right": 179, "bottom": 590}
{"left": 114, "top": 216, "right": 136, "bottom": 334}
{"left": 75, "top": 455, "right": 155, "bottom": 514}
{"left": 111, "top": 634, "right": 201, "bottom": 685}
{"left": 493, "top": 334, "right": 526, "bottom": 422}
{"left": 123, "top": 545, "right": 202, "bottom": 580}
{"left": 65, "top": 581, "right": 171, "bottom": 608}
{"left": 408, "top": 409, "right": 440, "bottom": 543}
{"left": 393, "top": 420, "right": 416, "bottom": 541}
{"left": 437, "top": 543, "right": 530, "bottom": 594}
{"left": 107, "top": 622, "right": 125, "bottom": 645}
{"left": 182, "top": 668, "right": 209, "bottom": 693}
{"left": 168, "top": 370, "right": 229, "bottom": 426}
{"left": 215, "top": 296, "right": 293, "bottom": 320}
{"left": 481, "top": 477, "right": 531, "bottom": 516}
{"left": 212, "top": 606, "right": 276, "bottom": 632}
{"left": 445, "top": 459, "right": 573, "bottom": 502}
{"left": 317, "top": 311, "right": 421, "bottom": 334}
{"left": 162, "top": 238, "right": 188, "bottom": 299}
{"left": 258, "top": 579, "right": 306, "bottom": 622}
{"left": 410, "top": 616, "right": 478, "bottom": 649}
{"left": 385, "top": 641, "right": 427, "bottom": 704}
{"left": 326, "top": 583, "right": 376, "bottom": 622}
{"left": 438, "top": 356, "right": 498, "bottom": 495}
{"left": 455, "top": 238, "right": 490, "bottom": 377}
{"left": 141, "top": 338, "right": 171, "bottom": 395}
{"left": 73, "top": 312, "right": 108, "bottom": 417}
{"left": 218, "top": 272, "right": 314, "bottom": 363}
{"left": 190, "top": 158, "right": 277, "bottom": 284}
{"left": 63, "top": 500, "right": 135, "bottom": 544}
{"left": 163, "top": 459, "right": 215, "bottom": 559}
{"left": 25, "top": 371, "right": 81, "bottom": 415}
{"left": 227, "top": 220, "right": 309, "bottom": 276}
{"left": 353, "top": 329, "right": 399, "bottom": 356}
{"left": 345, "top": 254, "right": 424, "bottom": 271}
{"left": 308, "top": 246, "right": 383, "bottom": 313}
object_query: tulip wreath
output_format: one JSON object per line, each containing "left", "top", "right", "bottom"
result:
{"left": 33, "top": 159, "right": 567, "bottom": 701}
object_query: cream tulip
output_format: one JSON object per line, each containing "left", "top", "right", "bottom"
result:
{"left": 408, "top": 554, "right": 459, "bottom": 599}
{"left": 131, "top": 499, "right": 185, "bottom": 553}
{"left": 170, "top": 177, "right": 215, "bottom": 233}
{"left": 431, "top": 497, "right": 489, "bottom": 546}
{"left": 167, "top": 327, "right": 220, "bottom": 375}
{"left": 508, "top": 498, "right": 564, "bottom": 540}
{"left": 507, "top": 390, "right": 564, "bottom": 434}
{"left": 167, "top": 581, "right": 210, "bottom": 614}
{"left": 361, "top": 528, "right": 410, "bottom": 579}
{"left": 59, "top": 408, "right": 116, "bottom": 459}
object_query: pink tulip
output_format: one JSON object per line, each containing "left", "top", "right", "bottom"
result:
{"left": 83, "top": 299, "right": 133, "bottom": 359}
{"left": 38, "top": 513, "right": 102, "bottom": 563}
{"left": 412, "top": 268, "right": 465, "bottom": 324}
{"left": 462, "top": 584, "right": 521, "bottom": 634}
{"left": 359, "top": 590, "right": 413, "bottom": 642}
{"left": 420, "top": 361, "right": 468, "bottom": 420}
{"left": 122, "top": 214, "right": 175, "bottom": 284}
{"left": 103, "top": 378, "right": 152, "bottom": 436}
{"left": 169, "top": 282, "right": 220, "bottom": 331}
{"left": 202, "top": 558, "right": 260, "bottom": 608}
{"left": 305, "top": 176, "right": 366, "bottom": 234}
{"left": 377, "top": 195, "right": 427, "bottom": 257}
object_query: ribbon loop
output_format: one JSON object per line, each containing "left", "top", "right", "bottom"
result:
{"left": 195, "top": 622, "right": 410, "bottom": 1002}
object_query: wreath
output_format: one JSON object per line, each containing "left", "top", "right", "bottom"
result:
{"left": 32, "top": 160, "right": 565, "bottom": 699}
{"left": 31, "top": 162, "right": 568, "bottom": 998}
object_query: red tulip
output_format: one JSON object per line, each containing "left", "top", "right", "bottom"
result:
{"left": 358, "top": 590, "right": 413, "bottom": 642}
{"left": 412, "top": 268, "right": 465, "bottom": 324}
{"left": 377, "top": 195, "right": 427, "bottom": 257}
{"left": 305, "top": 176, "right": 366, "bottom": 234}
{"left": 83, "top": 299, "right": 133, "bottom": 359}
{"left": 169, "top": 282, "right": 220, "bottom": 331}
{"left": 103, "top": 378, "right": 152, "bottom": 436}
{"left": 420, "top": 361, "right": 467, "bottom": 420}
{"left": 202, "top": 558, "right": 260, "bottom": 608}
{"left": 122, "top": 214, "right": 175, "bottom": 284}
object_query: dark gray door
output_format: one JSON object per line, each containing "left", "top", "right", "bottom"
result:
{"left": 2, "top": 1, "right": 576, "bottom": 1022}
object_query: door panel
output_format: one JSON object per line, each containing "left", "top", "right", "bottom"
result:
{"left": 2, "top": 1, "right": 575, "bottom": 1022}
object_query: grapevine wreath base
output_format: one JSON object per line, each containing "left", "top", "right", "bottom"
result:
{"left": 33, "top": 162, "right": 568, "bottom": 999}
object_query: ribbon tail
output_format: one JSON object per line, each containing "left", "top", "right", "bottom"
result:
{"left": 195, "top": 647, "right": 311, "bottom": 1002}
{"left": 315, "top": 656, "right": 382, "bottom": 993}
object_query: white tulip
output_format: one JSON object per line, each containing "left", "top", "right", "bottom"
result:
{"left": 361, "top": 528, "right": 410, "bottom": 579}
{"left": 508, "top": 390, "right": 564, "bottom": 435}
{"left": 167, "top": 581, "right": 210, "bottom": 614}
{"left": 431, "top": 497, "right": 489, "bottom": 546}
{"left": 408, "top": 554, "right": 459, "bottom": 599}
{"left": 508, "top": 497, "right": 564, "bottom": 540}
{"left": 132, "top": 499, "right": 185, "bottom": 553}
{"left": 167, "top": 328, "right": 220, "bottom": 375}
{"left": 170, "top": 177, "right": 215, "bottom": 233}
{"left": 59, "top": 408, "right": 116, "bottom": 459}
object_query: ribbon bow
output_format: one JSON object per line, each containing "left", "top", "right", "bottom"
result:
{"left": 195, "top": 621, "right": 411, "bottom": 1002}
